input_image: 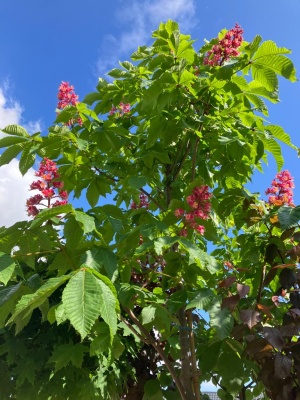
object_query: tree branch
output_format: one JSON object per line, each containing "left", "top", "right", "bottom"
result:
{"left": 178, "top": 307, "right": 194, "bottom": 399}
{"left": 123, "top": 306, "right": 188, "bottom": 400}
{"left": 187, "top": 310, "right": 201, "bottom": 400}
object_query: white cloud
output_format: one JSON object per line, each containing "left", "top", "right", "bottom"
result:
{"left": 0, "top": 88, "right": 23, "bottom": 129}
{"left": 97, "top": 0, "right": 197, "bottom": 76}
{"left": 0, "top": 84, "right": 42, "bottom": 227}
{"left": 0, "top": 158, "right": 37, "bottom": 227}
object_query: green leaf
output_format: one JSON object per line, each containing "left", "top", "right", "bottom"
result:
{"left": 1, "top": 124, "right": 29, "bottom": 137}
{"left": 64, "top": 215, "right": 84, "bottom": 248}
{"left": 82, "top": 247, "right": 118, "bottom": 280}
{"left": 0, "top": 253, "right": 16, "bottom": 285}
{"left": 7, "top": 275, "right": 71, "bottom": 331}
{"left": 260, "top": 134, "right": 284, "bottom": 171}
{"left": 49, "top": 343, "right": 88, "bottom": 372}
{"left": 143, "top": 379, "right": 163, "bottom": 400}
{"left": 83, "top": 92, "right": 102, "bottom": 105}
{"left": 186, "top": 288, "right": 215, "bottom": 310}
{"left": 209, "top": 301, "right": 234, "bottom": 339}
{"left": 19, "top": 143, "right": 36, "bottom": 175}
{"left": 217, "top": 342, "right": 244, "bottom": 391}
{"left": 252, "top": 64, "right": 278, "bottom": 92}
{"left": 265, "top": 124, "right": 296, "bottom": 149}
{"left": 0, "top": 144, "right": 24, "bottom": 167}
{"left": 0, "top": 282, "right": 24, "bottom": 328}
{"left": 0, "top": 136, "right": 29, "bottom": 148}
{"left": 30, "top": 204, "right": 73, "bottom": 229}
{"left": 90, "top": 322, "right": 111, "bottom": 356}
{"left": 179, "top": 238, "right": 220, "bottom": 273}
{"left": 278, "top": 206, "right": 300, "bottom": 230}
{"left": 62, "top": 268, "right": 118, "bottom": 340}
{"left": 128, "top": 176, "right": 147, "bottom": 190}
{"left": 74, "top": 211, "right": 95, "bottom": 234}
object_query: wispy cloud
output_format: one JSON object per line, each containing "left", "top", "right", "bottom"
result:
{"left": 0, "top": 83, "right": 41, "bottom": 227}
{"left": 97, "top": 0, "right": 197, "bottom": 76}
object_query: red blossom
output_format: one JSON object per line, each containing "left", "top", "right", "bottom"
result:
{"left": 57, "top": 81, "right": 82, "bottom": 126}
{"left": 110, "top": 102, "right": 131, "bottom": 116}
{"left": 26, "top": 158, "right": 68, "bottom": 217}
{"left": 265, "top": 170, "right": 294, "bottom": 206}
{"left": 130, "top": 192, "right": 149, "bottom": 210}
{"left": 175, "top": 185, "right": 212, "bottom": 235}
{"left": 204, "top": 23, "right": 244, "bottom": 66}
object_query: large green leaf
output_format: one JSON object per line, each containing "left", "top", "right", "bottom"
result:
{"left": 278, "top": 206, "right": 300, "bottom": 230}
{"left": 1, "top": 124, "right": 29, "bottom": 137}
{"left": 81, "top": 247, "right": 118, "bottom": 280}
{"left": 209, "top": 301, "right": 234, "bottom": 340}
{"left": 30, "top": 204, "right": 73, "bottom": 229}
{"left": 0, "top": 253, "right": 16, "bottom": 285}
{"left": 179, "top": 238, "right": 220, "bottom": 273}
{"left": 265, "top": 124, "right": 296, "bottom": 149}
{"left": 74, "top": 211, "right": 95, "bottom": 234}
{"left": 62, "top": 268, "right": 118, "bottom": 340}
{"left": 19, "top": 143, "right": 36, "bottom": 175}
{"left": 7, "top": 275, "right": 71, "bottom": 331}
{"left": 0, "top": 144, "right": 24, "bottom": 167}
{"left": 49, "top": 343, "right": 88, "bottom": 372}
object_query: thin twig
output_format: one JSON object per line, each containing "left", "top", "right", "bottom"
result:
{"left": 139, "top": 187, "right": 166, "bottom": 211}
{"left": 173, "top": 140, "right": 191, "bottom": 182}
{"left": 123, "top": 306, "right": 188, "bottom": 400}
{"left": 191, "top": 137, "right": 200, "bottom": 182}
{"left": 120, "top": 315, "right": 149, "bottom": 343}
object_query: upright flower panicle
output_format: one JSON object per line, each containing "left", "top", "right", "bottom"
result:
{"left": 109, "top": 102, "right": 131, "bottom": 116}
{"left": 175, "top": 185, "right": 212, "bottom": 236}
{"left": 130, "top": 192, "right": 149, "bottom": 210}
{"left": 265, "top": 170, "right": 294, "bottom": 206}
{"left": 57, "top": 81, "right": 82, "bottom": 126}
{"left": 204, "top": 23, "right": 244, "bottom": 66}
{"left": 27, "top": 158, "right": 68, "bottom": 217}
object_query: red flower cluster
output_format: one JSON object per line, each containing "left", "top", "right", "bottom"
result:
{"left": 130, "top": 192, "right": 149, "bottom": 210}
{"left": 204, "top": 23, "right": 243, "bottom": 66}
{"left": 27, "top": 158, "right": 68, "bottom": 217}
{"left": 175, "top": 185, "right": 212, "bottom": 236}
{"left": 265, "top": 170, "right": 294, "bottom": 206}
{"left": 57, "top": 81, "right": 82, "bottom": 126}
{"left": 109, "top": 102, "right": 131, "bottom": 116}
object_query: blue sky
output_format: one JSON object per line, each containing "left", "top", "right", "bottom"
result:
{"left": 0, "top": 0, "right": 299, "bottom": 391}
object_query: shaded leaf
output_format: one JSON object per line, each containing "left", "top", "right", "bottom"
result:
{"left": 274, "top": 353, "right": 292, "bottom": 379}
{"left": 240, "top": 309, "right": 262, "bottom": 329}
{"left": 263, "top": 326, "right": 285, "bottom": 350}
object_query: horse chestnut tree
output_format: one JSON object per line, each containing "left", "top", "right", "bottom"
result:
{"left": 0, "top": 20, "right": 298, "bottom": 400}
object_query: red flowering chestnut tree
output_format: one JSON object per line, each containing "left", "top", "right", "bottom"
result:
{"left": 0, "top": 21, "right": 299, "bottom": 400}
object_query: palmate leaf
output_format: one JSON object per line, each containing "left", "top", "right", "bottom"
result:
{"left": 179, "top": 238, "right": 220, "bottom": 273}
{"left": 49, "top": 343, "right": 88, "bottom": 372}
{"left": 62, "top": 268, "right": 118, "bottom": 340}
{"left": 278, "top": 206, "right": 300, "bottom": 230}
{"left": 7, "top": 275, "right": 71, "bottom": 332}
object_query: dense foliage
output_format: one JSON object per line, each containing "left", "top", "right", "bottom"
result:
{"left": 0, "top": 20, "right": 299, "bottom": 400}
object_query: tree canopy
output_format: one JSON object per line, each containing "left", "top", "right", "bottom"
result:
{"left": 0, "top": 20, "right": 299, "bottom": 400}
